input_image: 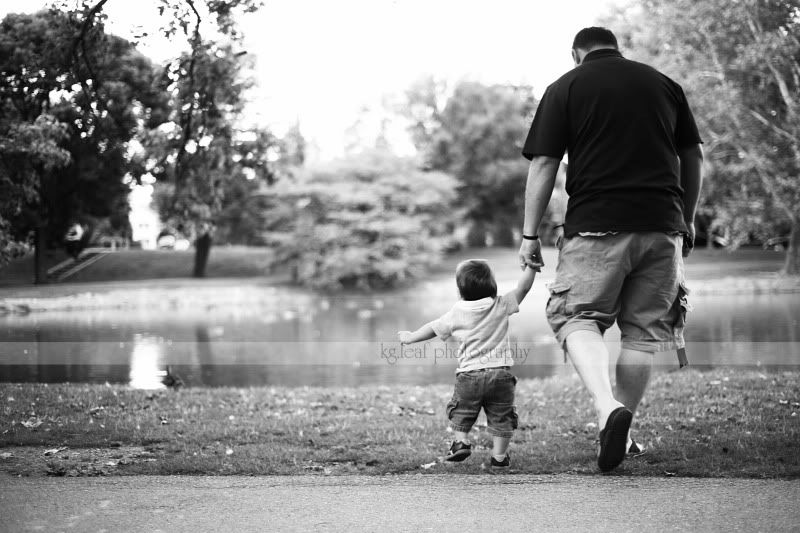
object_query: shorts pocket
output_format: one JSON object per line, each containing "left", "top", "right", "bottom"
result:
{"left": 511, "top": 406, "right": 519, "bottom": 430}
{"left": 546, "top": 281, "right": 571, "bottom": 321}
{"left": 446, "top": 398, "right": 458, "bottom": 421}
{"left": 674, "top": 281, "right": 691, "bottom": 329}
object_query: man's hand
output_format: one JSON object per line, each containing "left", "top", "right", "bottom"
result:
{"left": 683, "top": 221, "right": 695, "bottom": 258}
{"left": 397, "top": 331, "right": 413, "bottom": 345}
{"left": 518, "top": 238, "right": 544, "bottom": 271}
{"left": 554, "top": 225, "right": 565, "bottom": 250}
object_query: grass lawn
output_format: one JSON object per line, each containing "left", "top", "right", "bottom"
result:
{"left": 1, "top": 368, "right": 798, "bottom": 478}
{"left": 0, "top": 246, "right": 281, "bottom": 288}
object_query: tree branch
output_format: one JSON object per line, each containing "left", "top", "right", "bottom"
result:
{"left": 173, "top": 0, "right": 203, "bottom": 194}
{"left": 69, "top": 0, "right": 130, "bottom": 136}
{"left": 747, "top": 109, "right": 799, "bottom": 144}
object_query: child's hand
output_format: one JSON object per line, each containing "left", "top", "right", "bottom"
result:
{"left": 397, "top": 331, "right": 413, "bottom": 344}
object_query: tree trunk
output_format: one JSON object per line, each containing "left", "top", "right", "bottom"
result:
{"left": 782, "top": 218, "right": 800, "bottom": 276}
{"left": 466, "top": 222, "right": 487, "bottom": 248}
{"left": 34, "top": 225, "right": 48, "bottom": 284}
{"left": 492, "top": 224, "right": 514, "bottom": 247}
{"left": 193, "top": 232, "right": 212, "bottom": 278}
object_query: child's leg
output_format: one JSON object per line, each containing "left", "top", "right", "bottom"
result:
{"left": 484, "top": 368, "right": 518, "bottom": 460}
{"left": 492, "top": 436, "right": 510, "bottom": 459}
{"left": 454, "top": 430, "right": 471, "bottom": 444}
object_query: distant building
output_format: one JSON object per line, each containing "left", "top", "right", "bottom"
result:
{"left": 128, "top": 184, "right": 161, "bottom": 250}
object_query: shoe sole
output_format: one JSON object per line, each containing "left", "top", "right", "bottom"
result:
{"left": 598, "top": 407, "right": 633, "bottom": 472}
{"left": 445, "top": 449, "right": 471, "bottom": 462}
{"left": 627, "top": 446, "right": 647, "bottom": 458}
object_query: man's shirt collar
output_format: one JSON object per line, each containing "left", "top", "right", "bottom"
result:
{"left": 583, "top": 48, "right": 623, "bottom": 63}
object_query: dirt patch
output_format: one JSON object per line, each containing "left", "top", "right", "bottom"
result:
{"left": 0, "top": 445, "right": 157, "bottom": 477}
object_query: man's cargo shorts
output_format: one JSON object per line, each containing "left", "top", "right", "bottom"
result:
{"left": 546, "top": 232, "right": 690, "bottom": 354}
{"left": 446, "top": 367, "right": 518, "bottom": 438}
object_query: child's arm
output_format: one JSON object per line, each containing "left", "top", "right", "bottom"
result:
{"left": 397, "top": 325, "right": 436, "bottom": 345}
{"left": 511, "top": 265, "right": 538, "bottom": 304}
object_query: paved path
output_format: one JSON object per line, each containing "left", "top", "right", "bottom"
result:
{"left": 2, "top": 474, "right": 798, "bottom": 532}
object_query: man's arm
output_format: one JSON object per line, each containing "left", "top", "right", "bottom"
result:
{"left": 519, "top": 155, "right": 561, "bottom": 270}
{"left": 678, "top": 143, "right": 704, "bottom": 256}
{"left": 550, "top": 161, "right": 568, "bottom": 247}
{"left": 397, "top": 325, "right": 436, "bottom": 345}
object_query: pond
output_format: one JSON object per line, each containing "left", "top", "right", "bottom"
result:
{"left": 1, "top": 280, "right": 798, "bottom": 388}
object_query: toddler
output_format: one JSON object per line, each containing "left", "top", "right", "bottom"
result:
{"left": 397, "top": 259, "right": 537, "bottom": 467}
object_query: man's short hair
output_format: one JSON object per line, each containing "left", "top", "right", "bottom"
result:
{"left": 572, "top": 27, "right": 618, "bottom": 50}
{"left": 456, "top": 259, "right": 497, "bottom": 301}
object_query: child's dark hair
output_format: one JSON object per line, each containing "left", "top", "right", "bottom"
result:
{"left": 456, "top": 260, "right": 497, "bottom": 301}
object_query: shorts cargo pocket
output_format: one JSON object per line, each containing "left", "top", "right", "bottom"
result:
{"left": 545, "top": 281, "right": 571, "bottom": 323}
{"left": 511, "top": 406, "right": 519, "bottom": 430}
{"left": 673, "top": 281, "right": 691, "bottom": 331}
{"left": 446, "top": 398, "right": 458, "bottom": 421}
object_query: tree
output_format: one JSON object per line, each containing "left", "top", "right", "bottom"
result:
{"left": 0, "top": 9, "right": 164, "bottom": 278}
{"left": 0, "top": 115, "right": 71, "bottom": 264}
{"left": 264, "top": 149, "right": 459, "bottom": 290}
{"left": 606, "top": 0, "right": 800, "bottom": 274}
{"left": 402, "top": 79, "right": 539, "bottom": 246}
{"left": 145, "top": 41, "right": 278, "bottom": 276}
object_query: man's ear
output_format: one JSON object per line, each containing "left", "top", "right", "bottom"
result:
{"left": 571, "top": 49, "right": 581, "bottom": 66}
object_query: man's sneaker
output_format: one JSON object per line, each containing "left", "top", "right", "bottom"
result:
{"left": 490, "top": 452, "right": 510, "bottom": 468}
{"left": 445, "top": 441, "right": 472, "bottom": 462}
{"left": 627, "top": 440, "right": 647, "bottom": 457}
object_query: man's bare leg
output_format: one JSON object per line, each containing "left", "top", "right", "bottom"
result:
{"left": 615, "top": 348, "right": 653, "bottom": 448}
{"left": 565, "top": 330, "right": 624, "bottom": 429}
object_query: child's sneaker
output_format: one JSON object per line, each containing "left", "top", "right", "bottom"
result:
{"left": 445, "top": 441, "right": 472, "bottom": 462}
{"left": 490, "top": 452, "right": 510, "bottom": 468}
{"left": 627, "top": 439, "right": 647, "bottom": 457}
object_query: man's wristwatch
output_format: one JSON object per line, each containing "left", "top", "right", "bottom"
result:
{"left": 522, "top": 234, "right": 539, "bottom": 241}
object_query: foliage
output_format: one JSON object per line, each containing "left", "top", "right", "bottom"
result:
{"left": 402, "top": 79, "right": 538, "bottom": 246}
{"left": 0, "top": 8, "right": 164, "bottom": 265}
{"left": 133, "top": 0, "right": 269, "bottom": 276}
{"left": 0, "top": 115, "right": 71, "bottom": 263}
{"left": 605, "top": 0, "right": 800, "bottom": 273}
{"left": 264, "top": 150, "right": 459, "bottom": 291}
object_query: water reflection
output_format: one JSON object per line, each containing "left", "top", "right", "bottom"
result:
{"left": 0, "top": 287, "right": 798, "bottom": 388}
{"left": 128, "top": 335, "right": 166, "bottom": 389}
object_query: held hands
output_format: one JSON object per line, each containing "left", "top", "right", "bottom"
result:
{"left": 518, "top": 238, "right": 544, "bottom": 272}
{"left": 397, "top": 331, "right": 413, "bottom": 345}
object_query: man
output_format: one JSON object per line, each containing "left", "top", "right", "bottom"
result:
{"left": 518, "top": 27, "right": 703, "bottom": 472}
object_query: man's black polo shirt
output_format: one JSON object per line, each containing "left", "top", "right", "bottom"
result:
{"left": 522, "top": 49, "right": 702, "bottom": 236}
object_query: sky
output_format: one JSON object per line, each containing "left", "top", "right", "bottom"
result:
{"left": 0, "top": 0, "right": 627, "bottom": 159}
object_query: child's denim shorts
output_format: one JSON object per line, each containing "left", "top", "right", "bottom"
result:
{"left": 446, "top": 366, "right": 518, "bottom": 438}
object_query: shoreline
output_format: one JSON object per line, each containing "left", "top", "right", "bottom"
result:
{"left": 1, "top": 273, "right": 799, "bottom": 315}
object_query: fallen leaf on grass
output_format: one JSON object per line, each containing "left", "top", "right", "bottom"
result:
{"left": 44, "top": 446, "right": 68, "bottom": 456}
{"left": 664, "top": 471, "right": 676, "bottom": 477}
{"left": 0, "top": 452, "right": 14, "bottom": 460}
{"left": 21, "top": 417, "right": 43, "bottom": 428}
{"left": 225, "top": 448, "right": 233, "bottom": 456}
{"left": 420, "top": 461, "right": 437, "bottom": 470}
